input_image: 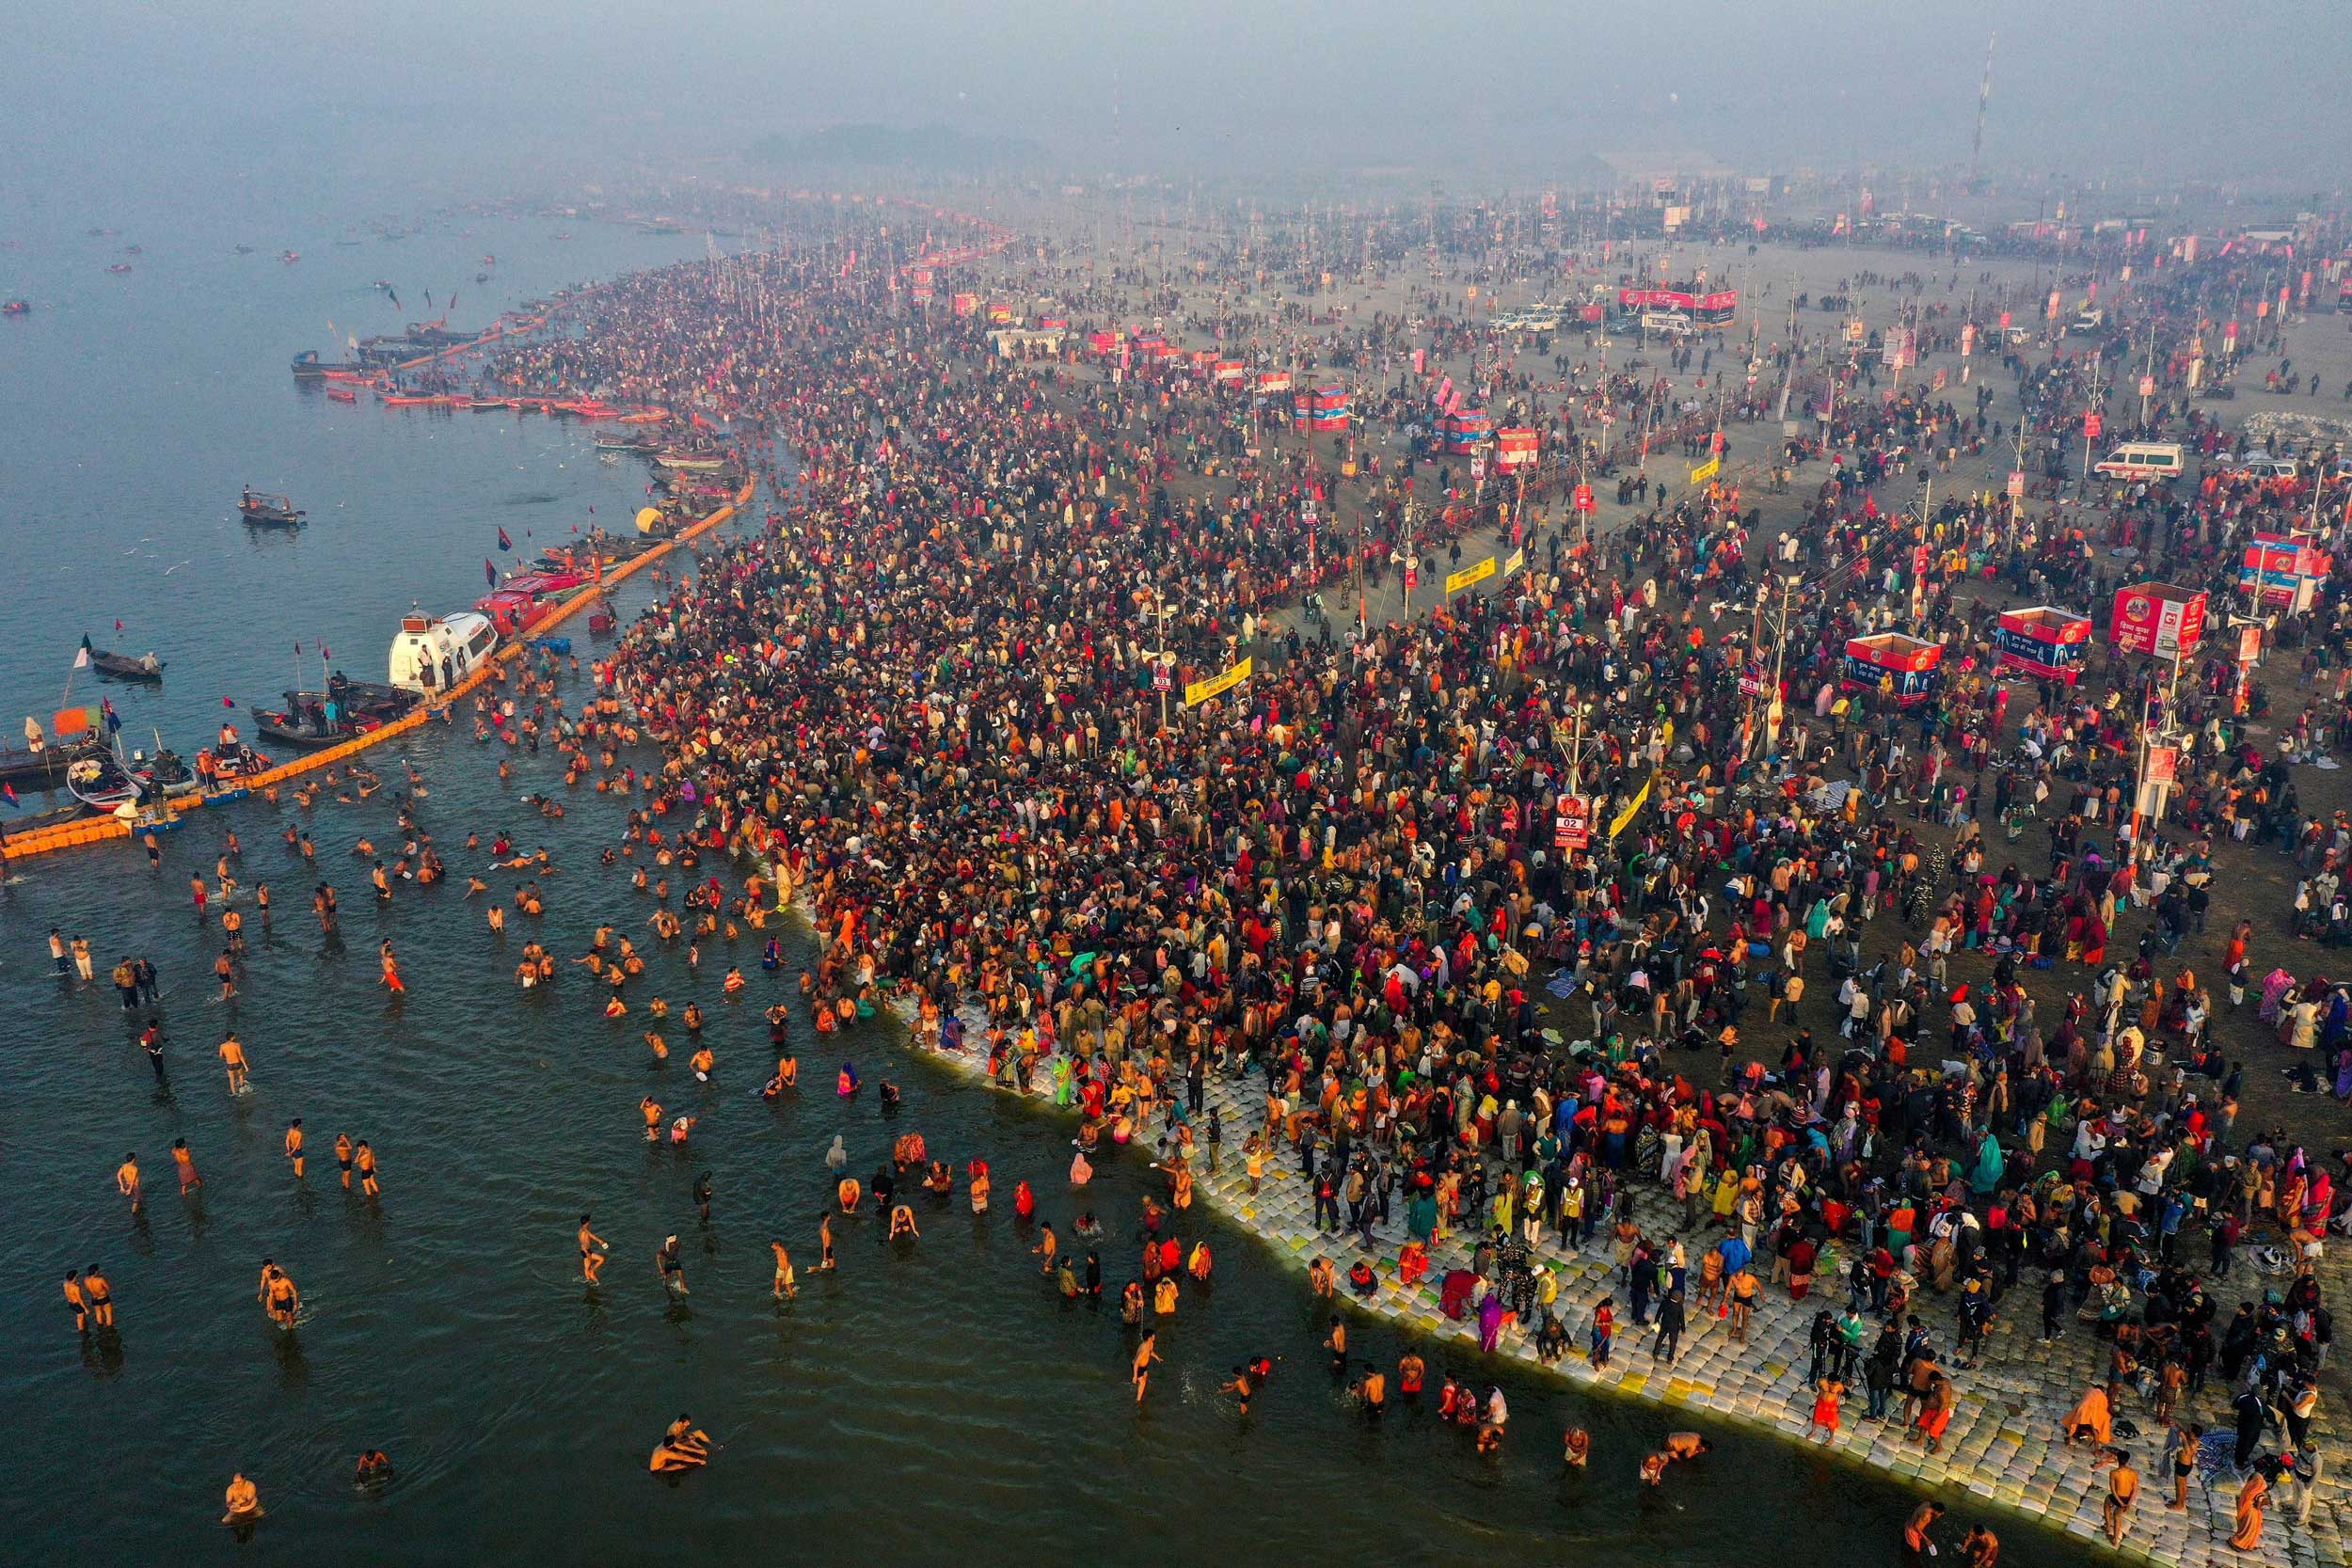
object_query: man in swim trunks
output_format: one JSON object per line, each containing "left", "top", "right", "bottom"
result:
{"left": 579, "top": 1215, "right": 609, "bottom": 1284}
{"left": 258, "top": 1260, "right": 299, "bottom": 1328}
{"left": 82, "top": 1263, "right": 114, "bottom": 1329}
{"left": 218, "top": 1035, "right": 250, "bottom": 1094}
{"left": 650, "top": 1416, "right": 711, "bottom": 1472}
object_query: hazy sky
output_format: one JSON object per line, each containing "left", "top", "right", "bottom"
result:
{"left": 8, "top": 0, "right": 2348, "bottom": 210}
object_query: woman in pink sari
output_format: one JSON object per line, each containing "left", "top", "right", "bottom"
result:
{"left": 2259, "top": 968, "right": 2296, "bottom": 1025}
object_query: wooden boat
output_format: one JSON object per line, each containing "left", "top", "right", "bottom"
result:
{"left": 292, "top": 350, "right": 364, "bottom": 378}
{"left": 327, "top": 388, "right": 357, "bottom": 403}
{"left": 84, "top": 643, "right": 165, "bottom": 682}
{"left": 65, "top": 747, "right": 140, "bottom": 812}
{"left": 2, "top": 300, "right": 27, "bottom": 317}
{"left": 0, "top": 734, "right": 101, "bottom": 791}
{"left": 238, "top": 489, "right": 305, "bottom": 527}
{"left": 105, "top": 262, "right": 133, "bottom": 275}
{"left": 654, "top": 451, "right": 725, "bottom": 471}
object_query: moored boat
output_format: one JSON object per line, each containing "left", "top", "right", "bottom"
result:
{"left": 252, "top": 676, "right": 420, "bottom": 747}
{"left": 0, "top": 734, "right": 103, "bottom": 792}
{"left": 65, "top": 747, "right": 141, "bottom": 813}
{"left": 389, "top": 608, "right": 498, "bottom": 696}
{"left": 130, "top": 748, "right": 201, "bottom": 800}
{"left": 292, "top": 349, "right": 364, "bottom": 378}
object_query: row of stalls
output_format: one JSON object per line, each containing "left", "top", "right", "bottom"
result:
{"left": 1838, "top": 554, "right": 2312, "bottom": 709}
{"left": 1837, "top": 585, "right": 2164, "bottom": 709}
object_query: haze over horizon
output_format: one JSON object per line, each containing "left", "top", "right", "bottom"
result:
{"left": 5, "top": 0, "right": 2348, "bottom": 220}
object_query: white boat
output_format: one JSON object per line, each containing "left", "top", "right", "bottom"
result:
{"left": 389, "top": 608, "right": 498, "bottom": 696}
{"left": 653, "top": 451, "right": 724, "bottom": 471}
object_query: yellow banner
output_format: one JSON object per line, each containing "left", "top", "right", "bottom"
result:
{"left": 1689, "top": 454, "right": 1721, "bottom": 485}
{"left": 1607, "top": 775, "right": 1654, "bottom": 839}
{"left": 1183, "top": 656, "right": 1253, "bottom": 708}
{"left": 1504, "top": 547, "right": 1525, "bottom": 577}
{"left": 1445, "top": 556, "right": 1497, "bottom": 595}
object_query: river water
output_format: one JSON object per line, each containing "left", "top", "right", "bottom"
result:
{"left": 0, "top": 201, "right": 2109, "bottom": 1566}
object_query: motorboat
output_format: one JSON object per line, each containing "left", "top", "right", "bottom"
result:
{"left": 252, "top": 677, "right": 418, "bottom": 747}
{"left": 238, "top": 488, "right": 305, "bottom": 527}
{"left": 389, "top": 607, "right": 498, "bottom": 696}
{"left": 131, "top": 748, "right": 201, "bottom": 800}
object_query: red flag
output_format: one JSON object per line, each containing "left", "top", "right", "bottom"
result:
{"left": 485, "top": 558, "right": 498, "bottom": 587}
{"left": 497, "top": 527, "right": 513, "bottom": 552}
{"left": 115, "top": 619, "right": 123, "bottom": 631}
{"left": 2, "top": 782, "right": 16, "bottom": 806}
{"left": 320, "top": 644, "right": 329, "bottom": 659}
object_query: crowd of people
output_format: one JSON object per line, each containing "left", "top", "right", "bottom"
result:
{"left": 57, "top": 202, "right": 2352, "bottom": 1552}
{"left": 480, "top": 213, "right": 2352, "bottom": 1550}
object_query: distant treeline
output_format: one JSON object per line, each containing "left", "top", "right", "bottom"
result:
{"left": 750, "top": 124, "right": 1049, "bottom": 173}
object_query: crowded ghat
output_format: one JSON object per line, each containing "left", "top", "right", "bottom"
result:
{"left": 65, "top": 201, "right": 2352, "bottom": 1562}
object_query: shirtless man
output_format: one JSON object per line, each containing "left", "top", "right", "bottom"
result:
{"left": 1662, "top": 1432, "right": 1712, "bottom": 1463}
{"left": 334, "top": 1132, "right": 355, "bottom": 1189}
{"left": 1131, "top": 1329, "right": 1162, "bottom": 1404}
{"left": 771, "top": 1239, "right": 796, "bottom": 1299}
{"left": 82, "top": 1263, "right": 115, "bottom": 1329}
{"left": 579, "top": 1214, "right": 610, "bottom": 1284}
{"left": 258, "top": 1259, "right": 299, "bottom": 1328}
{"left": 115, "top": 1151, "right": 143, "bottom": 1212}
{"left": 657, "top": 1236, "right": 688, "bottom": 1298}
{"left": 218, "top": 1035, "right": 250, "bottom": 1095}
{"left": 221, "top": 1473, "right": 262, "bottom": 1525}
{"left": 649, "top": 1415, "right": 711, "bottom": 1472}
{"left": 64, "top": 1269, "right": 87, "bottom": 1335}
{"left": 283, "top": 1120, "right": 305, "bottom": 1180}
{"left": 171, "top": 1137, "right": 202, "bottom": 1195}
{"left": 355, "top": 1140, "right": 379, "bottom": 1196}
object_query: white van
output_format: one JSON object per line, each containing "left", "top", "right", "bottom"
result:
{"left": 1642, "top": 310, "right": 1695, "bottom": 338}
{"left": 2092, "top": 441, "right": 2185, "bottom": 482}
{"left": 2236, "top": 452, "right": 2300, "bottom": 481}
